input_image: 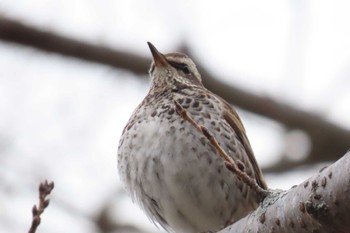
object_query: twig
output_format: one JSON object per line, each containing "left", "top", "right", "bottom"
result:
{"left": 28, "top": 180, "right": 55, "bottom": 233}
{"left": 174, "top": 100, "right": 269, "bottom": 198}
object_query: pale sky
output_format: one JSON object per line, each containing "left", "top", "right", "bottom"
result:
{"left": 0, "top": 1, "right": 349, "bottom": 232}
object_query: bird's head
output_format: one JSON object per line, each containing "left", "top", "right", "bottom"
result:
{"left": 147, "top": 42, "right": 203, "bottom": 91}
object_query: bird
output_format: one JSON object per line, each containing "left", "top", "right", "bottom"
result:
{"left": 117, "top": 42, "right": 267, "bottom": 233}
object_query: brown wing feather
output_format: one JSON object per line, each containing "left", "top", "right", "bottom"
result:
{"left": 218, "top": 96, "right": 267, "bottom": 190}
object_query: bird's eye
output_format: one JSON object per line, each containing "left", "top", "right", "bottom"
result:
{"left": 182, "top": 65, "right": 190, "bottom": 75}
{"left": 169, "top": 61, "right": 191, "bottom": 75}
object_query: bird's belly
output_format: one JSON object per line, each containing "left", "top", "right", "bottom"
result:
{"left": 119, "top": 117, "right": 254, "bottom": 232}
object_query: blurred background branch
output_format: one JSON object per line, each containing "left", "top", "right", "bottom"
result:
{"left": 1, "top": 16, "right": 349, "bottom": 173}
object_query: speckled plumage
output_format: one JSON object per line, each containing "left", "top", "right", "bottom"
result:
{"left": 117, "top": 43, "right": 267, "bottom": 233}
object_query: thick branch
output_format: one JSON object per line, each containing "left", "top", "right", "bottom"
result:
{"left": 0, "top": 16, "right": 149, "bottom": 74}
{"left": 219, "top": 151, "right": 350, "bottom": 233}
{"left": 1, "top": 16, "right": 349, "bottom": 170}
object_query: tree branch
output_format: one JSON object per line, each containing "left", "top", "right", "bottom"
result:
{"left": 0, "top": 16, "right": 149, "bottom": 74}
{"left": 1, "top": 16, "right": 349, "bottom": 171}
{"left": 28, "top": 180, "right": 54, "bottom": 233}
{"left": 218, "top": 151, "right": 350, "bottom": 233}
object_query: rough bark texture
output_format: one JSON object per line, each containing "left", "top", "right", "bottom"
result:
{"left": 219, "top": 151, "right": 350, "bottom": 233}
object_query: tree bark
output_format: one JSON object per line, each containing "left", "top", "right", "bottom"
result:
{"left": 219, "top": 151, "right": 350, "bottom": 233}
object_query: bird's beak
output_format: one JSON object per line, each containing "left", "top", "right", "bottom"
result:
{"left": 147, "top": 42, "right": 169, "bottom": 67}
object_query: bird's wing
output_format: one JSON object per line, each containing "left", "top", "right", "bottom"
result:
{"left": 219, "top": 96, "right": 268, "bottom": 190}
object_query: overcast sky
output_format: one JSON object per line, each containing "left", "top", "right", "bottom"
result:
{"left": 0, "top": 1, "right": 350, "bottom": 233}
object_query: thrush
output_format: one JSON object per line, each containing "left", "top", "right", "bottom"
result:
{"left": 117, "top": 42, "right": 267, "bottom": 233}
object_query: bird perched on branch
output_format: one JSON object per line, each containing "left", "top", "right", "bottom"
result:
{"left": 118, "top": 42, "right": 267, "bottom": 233}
